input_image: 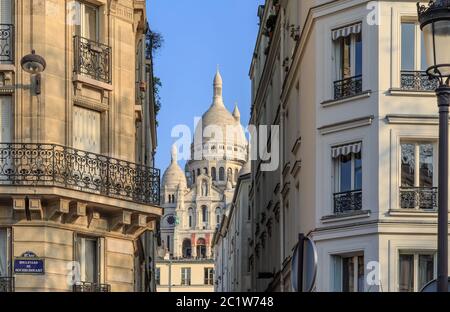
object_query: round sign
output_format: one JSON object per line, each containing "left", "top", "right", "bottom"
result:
{"left": 420, "top": 277, "right": 450, "bottom": 292}
{"left": 291, "top": 235, "right": 318, "bottom": 292}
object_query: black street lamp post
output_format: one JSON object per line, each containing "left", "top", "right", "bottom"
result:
{"left": 418, "top": 0, "right": 450, "bottom": 292}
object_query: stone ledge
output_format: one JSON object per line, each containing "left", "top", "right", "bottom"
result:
{"left": 73, "top": 74, "right": 113, "bottom": 91}
{"left": 321, "top": 210, "right": 371, "bottom": 223}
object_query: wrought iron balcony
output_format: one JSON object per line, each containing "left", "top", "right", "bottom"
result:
{"left": 0, "top": 143, "right": 160, "bottom": 206}
{"left": 334, "top": 75, "right": 363, "bottom": 100}
{"left": 73, "top": 281, "right": 111, "bottom": 292}
{"left": 0, "top": 24, "right": 14, "bottom": 63}
{"left": 0, "top": 277, "right": 14, "bottom": 292}
{"left": 399, "top": 187, "right": 437, "bottom": 210}
{"left": 400, "top": 70, "right": 439, "bottom": 91}
{"left": 74, "top": 36, "right": 112, "bottom": 84}
{"left": 333, "top": 189, "right": 362, "bottom": 214}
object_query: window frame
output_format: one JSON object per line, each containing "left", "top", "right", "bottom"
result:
{"left": 333, "top": 30, "right": 362, "bottom": 81}
{"left": 181, "top": 267, "right": 191, "bottom": 286}
{"left": 398, "top": 251, "right": 437, "bottom": 292}
{"left": 204, "top": 267, "right": 214, "bottom": 285}
{"left": 77, "top": 1, "right": 100, "bottom": 42}
{"left": 400, "top": 18, "right": 426, "bottom": 72}
{"left": 399, "top": 140, "right": 438, "bottom": 189}
{"left": 333, "top": 150, "right": 362, "bottom": 194}
{"left": 333, "top": 253, "right": 365, "bottom": 292}
{"left": 0, "top": 227, "right": 12, "bottom": 277}
{"left": 74, "top": 234, "right": 101, "bottom": 284}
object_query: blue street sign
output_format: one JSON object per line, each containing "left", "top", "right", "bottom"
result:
{"left": 14, "top": 251, "right": 45, "bottom": 274}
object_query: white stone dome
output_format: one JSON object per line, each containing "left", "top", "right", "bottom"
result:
{"left": 162, "top": 145, "right": 187, "bottom": 189}
{"left": 193, "top": 70, "right": 247, "bottom": 153}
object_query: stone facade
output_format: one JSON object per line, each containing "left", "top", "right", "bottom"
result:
{"left": 0, "top": 0, "right": 160, "bottom": 292}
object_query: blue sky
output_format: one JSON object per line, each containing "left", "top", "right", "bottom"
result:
{"left": 147, "top": 0, "right": 264, "bottom": 173}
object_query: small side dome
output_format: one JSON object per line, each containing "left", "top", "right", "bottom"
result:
{"left": 162, "top": 145, "right": 187, "bottom": 189}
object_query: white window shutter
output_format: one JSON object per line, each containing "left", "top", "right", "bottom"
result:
{"left": 73, "top": 106, "right": 100, "bottom": 153}
{"left": 0, "top": 96, "right": 12, "bottom": 142}
{"left": 0, "top": 0, "right": 12, "bottom": 24}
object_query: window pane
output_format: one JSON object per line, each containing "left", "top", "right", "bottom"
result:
{"left": 342, "top": 257, "right": 355, "bottom": 292}
{"left": 342, "top": 36, "right": 352, "bottom": 78}
{"left": 418, "top": 254, "right": 434, "bottom": 290}
{"left": 357, "top": 256, "right": 365, "bottom": 292}
{"left": 0, "top": 228, "right": 7, "bottom": 277}
{"left": 401, "top": 23, "right": 415, "bottom": 70}
{"left": 84, "top": 238, "right": 97, "bottom": 283}
{"left": 355, "top": 33, "right": 362, "bottom": 76}
{"left": 401, "top": 143, "right": 415, "bottom": 187}
{"left": 399, "top": 254, "right": 414, "bottom": 292}
{"left": 354, "top": 152, "right": 362, "bottom": 190}
{"left": 340, "top": 154, "right": 352, "bottom": 192}
{"left": 84, "top": 5, "right": 98, "bottom": 40}
{"left": 421, "top": 32, "right": 428, "bottom": 70}
{"left": 419, "top": 143, "right": 433, "bottom": 187}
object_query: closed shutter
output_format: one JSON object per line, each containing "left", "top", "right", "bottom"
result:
{"left": 0, "top": 96, "right": 11, "bottom": 142}
{"left": 73, "top": 106, "right": 100, "bottom": 153}
{"left": 0, "top": 0, "right": 12, "bottom": 24}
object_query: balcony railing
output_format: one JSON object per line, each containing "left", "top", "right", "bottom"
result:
{"left": 400, "top": 70, "right": 439, "bottom": 91}
{"left": 0, "top": 277, "right": 14, "bottom": 292}
{"left": 333, "top": 189, "right": 362, "bottom": 214}
{"left": 73, "top": 281, "right": 111, "bottom": 292}
{"left": 334, "top": 75, "right": 363, "bottom": 100}
{"left": 0, "top": 24, "right": 14, "bottom": 63}
{"left": 0, "top": 143, "right": 160, "bottom": 206}
{"left": 399, "top": 187, "right": 437, "bottom": 210}
{"left": 74, "top": 36, "right": 112, "bottom": 84}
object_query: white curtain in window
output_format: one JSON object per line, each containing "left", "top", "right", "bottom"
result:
{"left": 332, "top": 23, "right": 362, "bottom": 41}
{"left": 0, "top": 96, "right": 11, "bottom": 142}
{"left": 0, "top": 0, "right": 12, "bottom": 24}
{"left": 73, "top": 106, "right": 101, "bottom": 153}
{"left": 332, "top": 142, "right": 362, "bottom": 159}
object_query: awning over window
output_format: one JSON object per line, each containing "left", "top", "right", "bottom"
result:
{"left": 332, "top": 142, "right": 362, "bottom": 158}
{"left": 332, "top": 23, "right": 362, "bottom": 41}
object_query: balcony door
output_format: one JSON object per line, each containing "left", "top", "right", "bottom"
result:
{"left": 76, "top": 1, "right": 99, "bottom": 41}
{"left": 0, "top": 96, "right": 11, "bottom": 142}
{"left": 73, "top": 106, "right": 100, "bottom": 154}
{"left": 75, "top": 235, "right": 99, "bottom": 284}
{"left": 0, "top": 0, "right": 12, "bottom": 24}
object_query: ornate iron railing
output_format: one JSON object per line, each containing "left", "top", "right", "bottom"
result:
{"left": 334, "top": 75, "right": 363, "bottom": 100}
{"left": 400, "top": 70, "right": 439, "bottom": 91}
{"left": 0, "top": 24, "right": 14, "bottom": 63}
{"left": 400, "top": 187, "right": 437, "bottom": 210}
{"left": 74, "top": 36, "right": 111, "bottom": 83}
{"left": 333, "top": 189, "right": 362, "bottom": 214}
{"left": 0, "top": 143, "right": 160, "bottom": 205}
{"left": 0, "top": 277, "right": 14, "bottom": 292}
{"left": 73, "top": 281, "right": 111, "bottom": 292}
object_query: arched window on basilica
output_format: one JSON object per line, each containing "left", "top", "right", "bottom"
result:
{"left": 219, "top": 167, "right": 225, "bottom": 181}
{"left": 188, "top": 208, "right": 194, "bottom": 229}
{"left": 211, "top": 167, "right": 217, "bottom": 180}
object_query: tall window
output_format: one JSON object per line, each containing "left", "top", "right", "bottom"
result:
{"left": 211, "top": 167, "right": 217, "bottom": 180}
{"left": 0, "top": 228, "right": 11, "bottom": 277}
{"left": 333, "top": 23, "right": 362, "bottom": 81}
{"left": 400, "top": 141, "right": 436, "bottom": 209}
{"left": 219, "top": 167, "right": 225, "bottom": 181}
{"left": 73, "top": 106, "right": 101, "bottom": 153}
{"left": 0, "top": 0, "right": 13, "bottom": 64}
{"left": 202, "top": 206, "right": 208, "bottom": 224}
{"left": 166, "top": 235, "right": 170, "bottom": 253}
{"left": 155, "top": 267, "right": 160, "bottom": 285}
{"left": 75, "top": 235, "right": 99, "bottom": 283}
{"left": 401, "top": 21, "right": 427, "bottom": 72}
{"left": 188, "top": 208, "right": 194, "bottom": 229}
{"left": 75, "top": 1, "right": 99, "bottom": 41}
{"left": 334, "top": 254, "right": 364, "bottom": 292}
{"left": 333, "top": 143, "right": 362, "bottom": 193}
{"left": 204, "top": 268, "right": 214, "bottom": 285}
{"left": 399, "top": 252, "right": 435, "bottom": 292}
{"left": 0, "top": 96, "right": 12, "bottom": 142}
{"left": 181, "top": 267, "right": 191, "bottom": 286}
{"left": 215, "top": 207, "right": 221, "bottom": 226}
